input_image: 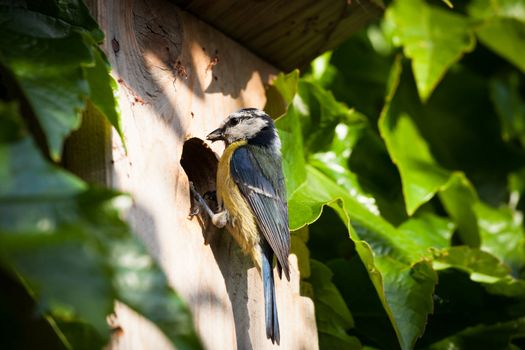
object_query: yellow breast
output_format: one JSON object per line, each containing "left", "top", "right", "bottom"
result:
{"left": 216, "top": 141, "right": 262, "bottom": 270}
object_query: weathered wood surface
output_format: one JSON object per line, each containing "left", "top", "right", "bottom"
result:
{"left": 172, "top": 0, "right": 384, "bottom": 71}
{"left": 82, "top": 0, "right": 318, "bottom": 349}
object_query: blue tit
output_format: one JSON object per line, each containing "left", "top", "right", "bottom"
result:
{"left": 190, "top": 108, "right": 290, "bottom": 344}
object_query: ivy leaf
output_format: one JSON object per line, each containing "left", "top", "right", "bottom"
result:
{"left": 379, "top": 59, "right": 452, "bottom": 216}
{"left": 294, "top": 80, "right": 365, "bottom": 154}
{"left": 396, "top": 213, "right": 455, "bottom": 262}
{"left": 441, "top": 0, "right": 454, "bottom": 8}
{"left": 426, "top": 318, "right": 525, "bottom": 350}
{"left": 276, "top": 104, "right": 307, "bottom": 198}
{"left": 474, "top": 202, "right": 525, "bottom": 277}
{"left": 309, "top": 260, "right": 360, "bottom": 350}
{"left": 0, "top": 8, "right": 92, "bottom": 160}
{"left": 328, "top": 31, "right": 395, "bottom": 120}
{"left": 273, "top": 67, "right": 441, "bottom": 349}
{"left": 265, "top": 70, "right": 299, "bottom": 119}
{"left": 23, "top": 0, "right": 104, "bottom": 42}
{"left": 329, "top": 257, "right": 399, "bottom": 349}
{"left": 475, "top": 19, "right": 525, "bottom": 74}
{"left": 84, "top": 47, "right": 125, "bottom": 147}
{"left": 387, "top": 0, "right": 475, "bottom": 101}
{"left": 0, "top": 5, "right": 124, "bottom": 160}
{"left": 375, "top": 257, "right": 437, "bottom": 350}
{"left": 490, "top": 74, "right": 525, "bottom": 147}
{"left": 0, "top": 104, "right": 201, "bottom": 349}
{"left": 433, "top": 246, "right": 525, "bottom": 298}
{"left": 287, "top": 165, "right": 438, "bottom": 350}
{"left": 468, "top": 0, "right": 525, "bottom": 73}
{"left": 272, "top": 70, "right": 365, "bottom": 198}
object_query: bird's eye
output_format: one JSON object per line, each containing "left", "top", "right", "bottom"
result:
{"left": 230, "top": 118, "right": 239, "bottom": 126}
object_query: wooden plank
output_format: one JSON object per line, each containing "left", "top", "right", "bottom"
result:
{"left": 172, "top": 0, "right": 384, "bottom": 71}
{"left": 81, "top": 0, "right": 318, "bottom": 349}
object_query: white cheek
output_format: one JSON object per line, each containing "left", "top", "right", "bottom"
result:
{"left": 273, "top": 130, "right": 282, "bottom": 156}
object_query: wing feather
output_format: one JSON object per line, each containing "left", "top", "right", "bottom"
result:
{"left": 231, "top": 146, "right": 290, "bottom": 279}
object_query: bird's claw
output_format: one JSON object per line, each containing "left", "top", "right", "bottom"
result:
{"left": 188, "top": 181, "right": 201, "bottom": 218}
{"left": 188, "top": 205, "right": 200, "bottom": 219}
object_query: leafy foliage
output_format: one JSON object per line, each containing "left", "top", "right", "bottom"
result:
{"left": 0, "top": 2, "right": 200, "bottom": 350}
{"left": 0, "top": 1, "right": 124, "bottom": 160}
{"left": 2, "top": 0, "right": 525, "bottom": 349}
{"left": 266, "top": 0, "right": 525, "bottom": 348}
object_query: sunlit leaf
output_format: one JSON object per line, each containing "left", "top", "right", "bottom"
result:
{"left": 476, "top": 19, "right": 525, "bottom": 74}
{"left": 433, "top": 246, "right": 525, "bottom": 298}
{"left": 439, "top": 173, "right": 480, "bottom": 247}
{"left": 441, "top": 0, "right": 453, "bottom": 8}
{"left": 287, "top": 165, "right": 438, "bottom": 350}
{"left": 84, "top": 47, "right": 125, "bottom": 146}
{"left": 265, "top": 70, "right": 299, "bottom": 118}
{"left": 387, "top": 0, "right": 475, "bottom": 101}
{"left": 474, "top": 202, "right": 525, "bottom": 276}
{"left": 469, "top": 0, "right": 525, "bottom": 73}
{"left": 379, "top": 60, "right": 452, "bottom": 215}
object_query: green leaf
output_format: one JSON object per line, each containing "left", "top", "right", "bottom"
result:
{"left": 396, "top": 213, "right": 455, "bottom": 261}
{"left": 509, "top": 168, "right": 525, "bottom": 204}
{"left": 441, "top": 0, "right": 454, "bottom": 8}
{"left": 273, "top": 71, "right": 366, "bottom": 197}
{"left": 375, "top": 257, "right": 437, "bottom": 350}
{"left": 291, "top": 229, "right": 311, "bottom": 279}
{"left": 379, "top": 61, "right": 452, "bottom": 215}
{"left": 0, "top": 5, "right": 125, "bottom": 160}
{"left": 329, "top": 257, "right": 399, "bottom": 350}
{"left": 387, "top": 0, "right": 475, "bottom": 101}
{"left": 273, "top": 68, "right": 440, "bottom": 348}
{"left": 287, "top": 166, "right": 438, "bottom": 350}
{"left": 265, "top": 70, "right": 299, "bottom": 118}
{"left": 469, "top": 0, "right": 525, "bottom": 73}
{"left": 474, "top": 202, "right": 525, "bottom": 276}
{"left": 476, "top": 19, "right": 525, "bottom": 74}
{"left": 306, "top": 52, "right": 337, "bottom": 88}
{"left": 0, "top": 115, "right": 110, "bottom": 336}
{"left": 328, "top": 31, "right": 395, "bottom": 120}
{"left": 426, "top": 318, "right": 525, "bottom": 350}
{"left": 24, "top": 0, "right": 104, "bottom": 42}
{"left": 85, "top": 47, "right": 125, "bottom": 146}
{"left": 433, "top": 246, "right": 525, "bottom": 298}
{"left": 309, "top": 260, "right": 359, "bottom": 350}
{"left": 438, "top": 173, "right": 481, "bottom": 247}
{"left": 295, "top": 80, "right": 365, "bottom": 154}
{"left": 0, "top": 104, "right": 201, "bottom": 349}
{"left": 468, "top": 0, "right": 525, "bottom": 22}
{"left": 0, "top": 7, "right": 93, "bottom": 160}
{"left": 276, "top": 104, "right": 307, "bottom": 197}
{"left": 490, "top": 73, "right": 525, "bottom": 147}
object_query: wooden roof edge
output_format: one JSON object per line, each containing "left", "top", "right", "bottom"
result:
{"left": 171, "top": 0, "right": 385, "bottom": 71}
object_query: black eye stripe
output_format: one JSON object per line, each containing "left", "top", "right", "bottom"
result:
{"left": 230, "top": 116, "right": 252, "bottom": 126}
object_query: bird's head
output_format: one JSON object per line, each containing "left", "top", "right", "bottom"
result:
{"left": 207, "top": 108, "right": 279, "bottom": 149}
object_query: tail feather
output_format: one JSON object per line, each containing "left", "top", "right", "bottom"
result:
{"left": 262, "top": 241, "right": 280, "bottom": 344}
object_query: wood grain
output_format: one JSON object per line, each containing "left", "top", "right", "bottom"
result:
{"left": 81, "top": 0, "right": 318, "bottom": 349}
{"left": 172, "top": 0, "right": 384, "bottom": 71}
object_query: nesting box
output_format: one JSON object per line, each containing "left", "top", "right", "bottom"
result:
{"left": 68, "top": 0, "right": 381, "bottom": 348}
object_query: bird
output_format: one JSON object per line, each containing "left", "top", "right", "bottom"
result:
{"left": 189, "top": 108, "right": 290, "bottom": 344}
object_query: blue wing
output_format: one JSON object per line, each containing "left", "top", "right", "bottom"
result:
{"left": 230, "top": 145, "right": 290, "bottom": 279}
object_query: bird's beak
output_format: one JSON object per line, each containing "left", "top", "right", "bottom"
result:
{"left": 206, "top": 128, "right": 225, "bottom": 142}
